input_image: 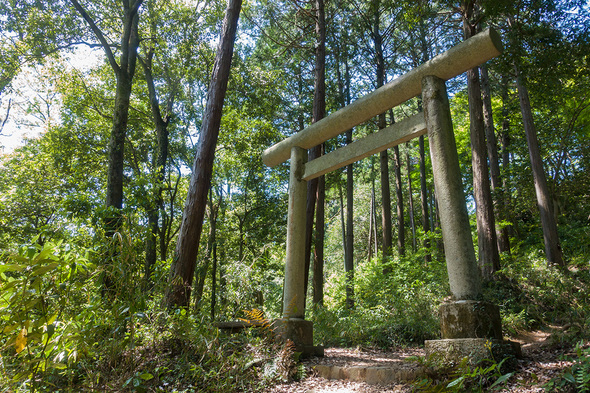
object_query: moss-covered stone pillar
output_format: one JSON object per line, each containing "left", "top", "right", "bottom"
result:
{"left": 276, "top": 146, "right": 323, "bottom": 357}
{"left": 422, "top": 75, "right": 519, "bottom": 363}
{"left": 422, "top": 75, "right": 481, "bottom": 300}
{"left": 283, "top": 146, "right": 307, "bottom": 319}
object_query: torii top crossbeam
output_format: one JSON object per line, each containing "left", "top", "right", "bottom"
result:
{"left": 262, "top": 28, "right": 503, "bottom": 168}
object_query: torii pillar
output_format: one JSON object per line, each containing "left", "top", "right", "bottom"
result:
{"left": 422, "top": 75, "right": 520, "bottom": 363}
{"left": 273, "top": 146, "right": 323, "bottom": 357}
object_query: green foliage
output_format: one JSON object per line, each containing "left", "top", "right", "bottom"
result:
{"left": 314, "top": 244, "right": 447, "bottom": 348}
{"left": 81, "top": 307, "right": 273, "bottom": 392}
{"left": 0, "top": 237, "right": 288, "bottom": 392}
{"left": 0, "top": 0, "right": 589, "bottom": 391}
{"left": 483, "top": 249, "right": 590, "bottom": 340}
{"left": 413, "top": 348, "right": 514, "bottom": 393}
{"left": 545, "top": 341, "right": 590, "bottom": 392}
{"left": 0, "top": 240, "right": 96, "bottom": 391}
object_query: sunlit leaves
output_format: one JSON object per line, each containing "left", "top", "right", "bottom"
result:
{"left": 14, "top": 328, "right": 27, "bottom": 354}
{"left": 0, "top": 241, "right": 96, "bottom": 387}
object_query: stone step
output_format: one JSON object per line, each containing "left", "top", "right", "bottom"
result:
{"left": 313, "top": 364, "right": 428, "bottom": 385}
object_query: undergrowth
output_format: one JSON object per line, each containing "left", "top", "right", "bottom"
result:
{"left": 412, "top": 350, "right": 515, "bottom": 392}
{"left": 2, "top": 229, "right": 589, "bottom": 391}
{"left": 483, "top": 245, "right": 590, "bottom": 342}
{"left": 545, "top": 340, "right": 590, "bottom": 392}
{"left": 0, "top": 240, "right": 295, "bottom": 392}
{"left": 314, "top": 247, "right": 447, "bottom": 348}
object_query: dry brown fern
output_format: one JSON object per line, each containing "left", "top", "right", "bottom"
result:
{"left": 275, "top": 339, "right": 298, "bottom": 382}
{"left": 240, "top": 308, "right": 272, "bottom": 336}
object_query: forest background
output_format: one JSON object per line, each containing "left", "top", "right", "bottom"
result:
{"left": 1, "top": 0, "right": 590, "bottom": 391}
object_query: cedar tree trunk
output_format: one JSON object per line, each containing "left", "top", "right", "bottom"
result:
{"left": 515, "top": 65, "right": 565, "bottom": 267}
{"left": 462, "top": 5, "right": 500, "bottom": 279}
{"left": 166, "top": 0, "right": 242, "bottom": 308}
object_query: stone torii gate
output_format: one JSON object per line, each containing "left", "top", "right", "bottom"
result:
{"left": 262, "top": 29, "right": 520, "bottom": 360}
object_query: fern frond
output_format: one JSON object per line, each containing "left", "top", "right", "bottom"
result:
{"left": 240, "top": 308, "right": 272, "bottom": 335}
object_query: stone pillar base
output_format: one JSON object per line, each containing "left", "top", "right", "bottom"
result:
{"left": 273, "top": 318, "right": 324, "bottom": 358}
{"left": 440, "top": 300, "right": 503, "bottom": 339}
{"left": 429, "top": 301, "right": 521, "bottom": 367}
{"left": 425, "top": 338, "right": 521, "bottom": 366}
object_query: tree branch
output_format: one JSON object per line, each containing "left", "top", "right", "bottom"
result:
{"left": 137, "top": 54, "right": 165, "bottom": 126}
{"left": 0, "top": 98, "right": 11, "bottom": 134}
{"left": 69, "top": 0, "right": 120, "bottom": 73}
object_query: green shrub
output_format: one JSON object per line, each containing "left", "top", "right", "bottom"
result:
{"left": 545, "top": 341, "right": 590, "bottom": 393}
{"left": 314, "top": 250, "right": 446, "bottom": 348}
{"left": 0, "top": 240, "right": 97, "bottom": 391}
{"left": 484, "top": 248, "right": 590, "bottom": 342}
{"left": 412, "top": 347, "right": 514, "bottom": 392}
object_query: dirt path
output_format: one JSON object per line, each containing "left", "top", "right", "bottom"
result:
{"left": 268, "top": 328, "right": 580, "bottom": 392}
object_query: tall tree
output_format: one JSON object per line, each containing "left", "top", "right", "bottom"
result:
{"left": 461, "top": 0, "right": 500, "bottom": 279}
{"left": 69, "top": 0, "right": 142, "bottom": 217}
{"left": 166, "top": 0, "right": 242, "bottom": 308}
{"left": 480, "top": 64, "right": 511, "bottom": 254}
{"left": 305, "top": 0, "right": 326, "bottom": 308}
{"left": 313, "top": 146, "right": 325, "bottom": 306}
{"left": 514, "top": 63, "right": 565, "bottom": 267}
{"left": 69, "top": 0, "right": 143, "bottom": 294}
{"left": 484, "top": 0, "right": 588, "bottom": 268}
{"left": 371, "top": 0, "right": 393, "bottom": 260}
{"left": 414, "top": 11, "right": 431, "bottom": 262}
{"left": 334, "top": 18, "right": 355, "bottom": 308}
{"left": 138, "top": 0, "right": 180, "bottom": 288}
{"left": 393, "top": 143, "right": 405, "bottom": 256}
{"left": 344, "top": 60, "right": 355, "bottom": 309}
{"left": 418, "top": 135, "right": 431, "bottom": 260}
{"left": 406, "top": 144, "right": 417, "bottom": 251}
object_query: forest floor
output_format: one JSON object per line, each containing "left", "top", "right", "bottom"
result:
{"left": 268, "top": 326, "right": 578, "bottom": 392}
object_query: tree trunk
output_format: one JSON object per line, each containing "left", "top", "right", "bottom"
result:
{"left": 393, "top": 145, "right": 405, "bottom": 256}
{"left": 380, "top": 149, "right": 392, "bottom": 257}
{"left": 106, "top": 3, "right": 141, "bottom": 215}
{"left": 140, "top": 29, "right": 175, "bottom": 289}
{"left": 386, "top": 110, "right": 405, "bottom": 257}
{"left": 160, "top": 167, "right": 181, "bottom": 262}
{"left": 343, "top": 44, "right": 354, "bottom": 309}
{"left": 514, "top": 64, "right": 565, "bottom": 267}
{"left": 345, "top": 136, "right": 354, "bottom": 309}
{"left": 304, "top": 0, "right": 326, "bottom": 307}
{"left": 194, "top": 191, "right": 217, "bottom": 312}
{"left": 372, "top": 6, "right": 393, "bottom": 259}
{"left": 368, "top": 175, "right": 375, "bottom": 261}
{"left": 144, "top": 208, "right": 158, "bottom": 290}
{"left": 419, "top": 135, "right": 431, "bottom": 262}
{"left": 210, "top": 205, "right": 218, "bottom": 320}
{"left": 106, "top": 71, "right": 133, "bottom": 214}
{"left": 304, "top": 161, "right": 318, "bottom": 300}
{"left": 406, "top": 144, "right": 417, "bottom": 252}
{"left": 166, "top": 0, "right": 242, "bottom": 309}
{"left": 313, "top": 162, "right": 325, "bottom": 306}
{"left": 462, "top": 9, "right": 500, "bottom": 280}
{"left": 500, "top": 76, "right": 515, "bottom": 238}
{"left": 339, "top": 183, "right": 346, "bottom": 257}
{"left": 70, "top": 0, "right": 142, "bottom": 294}
{"left": 480, "top": 64, "right": 510, "bottom": 255}
{"left": 334, "top": 21, "right": 354, "bottom": 306}
{"left": 371, "top": 177, "right": 378, "bottom": 257}
{"left": 71, "top": 0, "right": 141, "bottom": 213}
{"left": 416, "top": 12, "right": 431, "bottom": 263}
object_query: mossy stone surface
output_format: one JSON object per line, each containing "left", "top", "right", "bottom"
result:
{"left": 425, "top": 338, "right": 521, "bottom": 366}
{"left": 439, "top": 300, "right": 503, "bottom": 339}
